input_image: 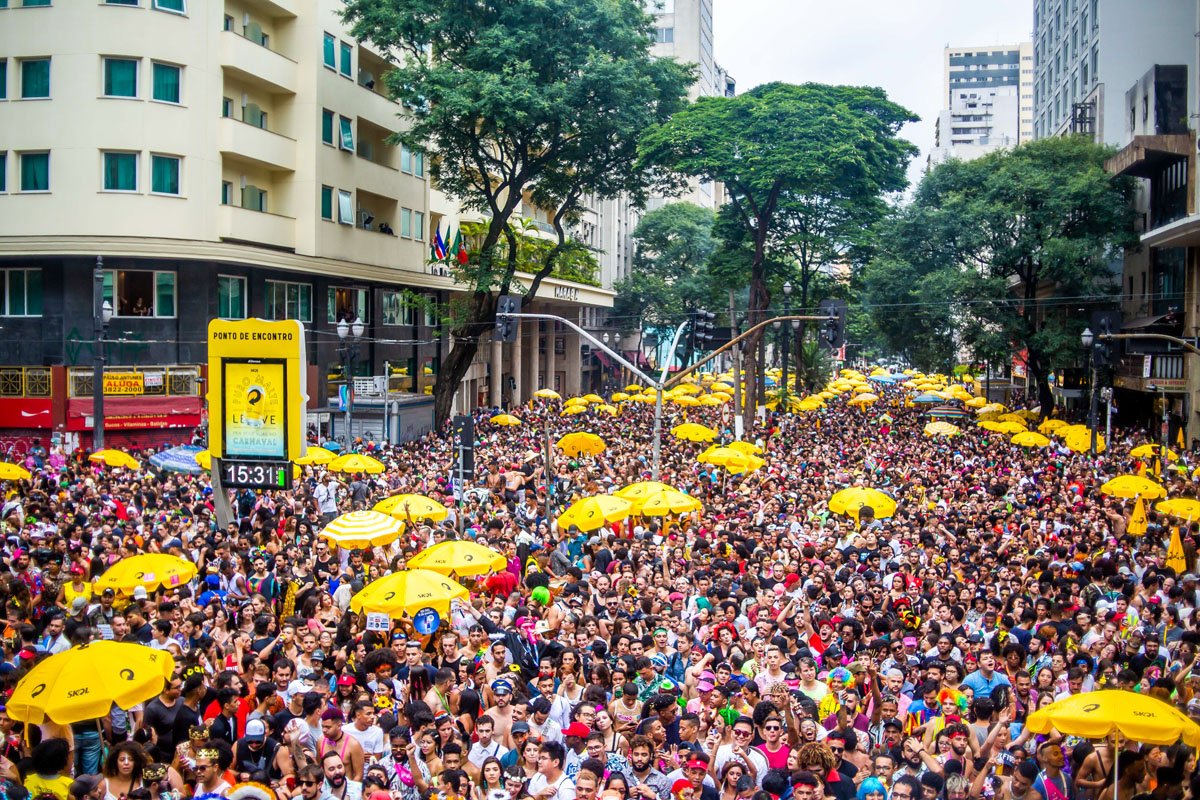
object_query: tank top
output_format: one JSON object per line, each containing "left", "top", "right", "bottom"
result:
{"left": 63, "top": 582, "right": 92, "bottom": 606}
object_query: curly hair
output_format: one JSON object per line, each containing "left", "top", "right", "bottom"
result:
{"left": 795, "top": 741, "right": 836, "bottom": 774}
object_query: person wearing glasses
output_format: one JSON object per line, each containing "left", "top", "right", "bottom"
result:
{"left": 888, "top": 776, "right": 922, "bottom": 800}
{"left": 291, "top": 764, "right": 324, "bottom": 800}
{"left": 191, "top": 747, "right": 231, "bottom": 799}
{"left": 711, "top": 718, "right": 766, "bottom": 789}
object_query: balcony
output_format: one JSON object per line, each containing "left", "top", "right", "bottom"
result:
{"left": 220, "top": 30, "right": 297, "bottom": 95}
{"left": 1114, "top": 351, "right": 1188, "bottom": 393}
{"left": 218, "top": 204, "right": 295, "bottom": 250}
{"left": 317, "top": 222, "right": 425, "bottom": 271}
{"left": 219, "top": 117, "right": 296, "bottom": 172}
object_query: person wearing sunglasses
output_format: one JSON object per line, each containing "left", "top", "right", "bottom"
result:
{"left": 291, "top": 764, "right": 324, "bottom": 800}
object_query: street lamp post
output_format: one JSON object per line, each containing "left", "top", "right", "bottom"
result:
{"left": 92, "top": 257, "right": 114, "bottom": 450}
{"left": 773, "top": 282, "right": 799, "bottom": 402}
{"left": 1081, "top": 327, "right": 1099, "bottom": 455}
{"left": 338, "top": 317, "right": 365, "bottom": 445}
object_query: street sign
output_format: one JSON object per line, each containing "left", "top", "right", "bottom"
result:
{"left": 451, "top": 415, "right": 475, "bottom": 481}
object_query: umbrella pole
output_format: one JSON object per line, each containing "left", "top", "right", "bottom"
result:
{"left": 1112, "top": 732, "right": 1119, "bottom": 800}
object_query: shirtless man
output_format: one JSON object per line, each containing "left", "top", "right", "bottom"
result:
{"left": 482, "top": 679, "right": 517, "bottom": 749}
{"left": 317, "top": 708, "right": 365, "bottom": 782}
{"left": 482, "top": 640, "right": 511, "bottom": 688}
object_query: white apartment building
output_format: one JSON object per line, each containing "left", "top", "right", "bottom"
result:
{"left": 929, "top": 43, "right": 1032, "bottom": 166}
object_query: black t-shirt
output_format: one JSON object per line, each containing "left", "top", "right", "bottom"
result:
{"left": 171, "top": 703, "right": 202, "bottom": 752}
{"left": 143, "top": 698, "right": 180, "bottom": 762}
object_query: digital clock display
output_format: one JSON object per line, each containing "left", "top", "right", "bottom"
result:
{"left": 217, "top": 459, "right": 292, "bottom": 490}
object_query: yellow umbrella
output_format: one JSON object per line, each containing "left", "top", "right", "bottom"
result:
{"left": 1168, "top": 526, "right": 1189, "bottom": 574}
{"left": 1131, "top": 444, "right": 1179, "bottom": 461}
{"left": 923, "top": 421, "right": 961, "bottom": 437}
{"left": 564, "top": 396, "right": 588, "bottom": 405}
{"left": 1064, "top": 429, "right": 1105, "bottom": 453}
{"left": 408, "top": 541, "right": 506, "bottom": 577}
{"left": 0, "top": 462, "right": 31, "bottom": 481}
{"left": 8, "top": 642, "right": 175, "bottom": 725}
{"left": 828, "top": 487, "right": 897, "bottom": 519}
{"left": 964, "top": 396, "right": 988, "bottom": 408}
{"left": 637, "top": 489, "right": 704, "bottom": 516}
{"left": 847, "top": 393, "right": 879, "bottom": 406}
{"left": 1026, "top": 690, "right": 1200, "bottom": 751}
{"left": 534, "top": 389, "right": 561, "bottom": 400}
{"left": 329, "top": 453, "right": 385, "bottom": 474}
{"left": 611, "top": 392, "right": 630, "bottom": 402}
{"left": 350, "top": 569, "right": 470, "bottom": 617}
{"left": 728, "top": 441, "right": 762, "bottom": 455}
{"left": 374, "top": 494, "right": 449, "bottom": 522}
{"left": 671, "top": 423, "right": 717, "bottom": 443}
{"left": 557, "top": 495, "right": 633, "bottom": 531}
{"left": 1038, "top": 418, "right": 1069, "bottom": 434}
{"left": 997, "top": 413, "right": 1029, "bottom": 427}
{"left": 725, "top": 454, "right": 766, "bottom": 475}
{"left": 95, "top": 553, "right": 197, "bottom": 594}
{"left": 976, "top": 403, "right": 1007, "bottom": 415}
{"left": 557, "top": 432, "right": 606, "bottom": 457}
{"left": 980, "top": 420, "right": 1026, "bottom": 434}
{"left": 88, "top": 449, "right": 140, "bottom": 470}
{"left": 191, "top": 450, "right": 213, "bottom": 471}
{"left": 698, "top": 446, "right": 748, "bottom": 467}
{"left": 491, "top": 414, "right": 523, "bottom": 426}
{"left": 711, "top": 382, "right": 733, "bottom": 392}
{"left": 673, "top": 384, "right": 702, "bottom": 396}
{"left": 582, "top": 394, "right": 604, "bottom": 404}
{"left": 1100, "top": 474, "right": 1167, "bottom": 500}
{"left": 295, "top": 448, "right": 336, "bottom": 466}
{"left": 1011, "top": 431, "right": 1051, "bottom": 448}
{"left": 596, "top": 404, "right": 619, "bottom": 416}
{"left": 562, "top": 405, "right": 588, "bottom": 415}
{"left": 673, "top": 395, "right": 700, "bottom": 407}
{"left": 1156, "top": 498, "right": 1200, "bottom": 522}
{"left": 615, "top": 481, "right": 675, "bottom": 503}
{"left": 320, "top": 511, "right": 405, "bottom": 549}
{"left": 624, "top": 384, "right": 644, "bottom": 392}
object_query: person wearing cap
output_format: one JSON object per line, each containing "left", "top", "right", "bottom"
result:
{"left": 233, "top": 718, "right": 288, "bottom": 784}
{"left": 483, "top": 680, "right": 518, "bottom": 749}
{"left": 561, "top": 722, "right": 591, "bottom": 779}
{"left": 499, "top": 722, "right": 531, "bottom": 771}
{"left": 68, "top": 774, "right": 105, "bottom": 800}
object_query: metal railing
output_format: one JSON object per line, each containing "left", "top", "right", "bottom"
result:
{"left": 67, "top": 366, "right": 201, "bottom": 398}
{"left": 0, "top": 367, "right": 52, "bottom": 398}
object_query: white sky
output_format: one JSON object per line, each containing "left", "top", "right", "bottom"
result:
{"left": 711, "top": 0, "right": 1034, "bottom": 187}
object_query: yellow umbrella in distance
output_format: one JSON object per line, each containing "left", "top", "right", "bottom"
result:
{"left": 1156, "top": 497, "right": 1200, "bottom": 521}
{"left": 328, "top": 453, "right": 385, "bottom": 474}
{"left": 557, "top": 495, "right": 633, "bottom": 531}
{"left": 374, "top": 494, "right": 449, "bottom": 522}
{"left": 624, "top": 384, "right": 643, "bottom": 392}
{"left": 964, "top": 396, "right": 987, "bottom": 408}
{"left": 8, "top": 642, "right": 175, "bottom": 725}
{"left": 637, "top": 489, "right": 704, "bottom": 516}
{"left": 320, "top": 511, "right": 405, "bottom": 549}
{"left": 615, "top": 481, "right": 675, "bottom": 503}
{"left": 408, "top": 541, "right": 506, "bottom": 577}
{"left": 611, "top": 392, "right": 630, "bottom": 402}
{"left": 1100, "top": 474, "right": 1167, "bottom": 500}
{"left": 564, "top": 396, "right": 588, "bottom": 406}
{"left": 976, "top": 403, "right": 1007, "bottom": 415}
{"left": 1012, "top": 431, "right": 1051, "bottom": 448}
{"left": 190, "top": 450, "right": 213, "bottom": 471}
{"left": 0, "top": 463, "right": 31, "bottom": 481}
{"left": 562, "top": 405, "right": 588, "bottom": 416}
{"left": 980, "top": 420, "right": 1026, "bottom": 434}
{"left": 728, "top": 441, "right": 762, "bottom": 455}
{"left": 1131, "top": 444, "right": 1179, "bottom": 460}
{"left": 997, "top": 413, "right": 1029, "bottom": 427}
{"left": 95, "top": 553, "right": 197, "bottom": 594}
{"left": 828, "top": 487, "right": 897, "bottom": 519}
{"left": 1038, "top": 418, "right": 1069, "bottom": 434}
{"left": 491, "top": 414, "right": 523, "bottom": 426}
{"left": 725, "top": 454, "right": 766, "bottom": 475}
{"left": 671, "top": 423, "right": 717, "bottom": 443}
{"left": 1064, "top": 429, "right": 1105, "bottom": 453}
{"left": 350, "top": 569, "right": 470, "bottom": 618}
{"left": 295, "top": 448, "right": 336, "bottom": 466}
{"left": 698, "top": 446, "right": 748, "bottom": 467}
{"left": 596, "top": 404, "right": 619, "bottom": 416}
{"left": 673, "top": 395, "right": 700, "bottom": 407}
{"left": 534, "top": 388, "right": 561, "bottom": 400}
{"left": 924, "top": 421, "right": 961, "bottom": 437}
{"left": 557, "top": 432, "right": 606, "bottom": 457}
{"left": 847, "top": 393, "right": 879, "bottom": 407}
{"left": 1026, "top": 690, "right": 1200, "bottom": 748}
{"left": 711, "top": 382, "right": 733, "bottom": 392}
{"left": 582, "top": 393, "right": 604, "bottom": 404}
{"left": 89, "top": 449, "right": 140, "bottom": 470}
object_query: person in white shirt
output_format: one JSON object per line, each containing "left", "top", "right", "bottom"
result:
{"left": 525, "top": 741, "right": 576, "bottom": 800}
{"left": 341, "top": 702, "right": 386, "bottom": 762}
{"left": 712, "top": 717, "right": 769, "bottom": 788}
{"left": 315, "top": 475, "right": 340, "bottom": 523}
{"left": 467, "top": 715, "right": 510, "bottom": 770}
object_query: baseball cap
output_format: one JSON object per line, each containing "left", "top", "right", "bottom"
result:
{"left": 685, "top": 759, "right": 708, "bottom": 771}
{"left": 562, "top": 722, "right": 591, "bottom": 739}
{"left": 243, "top": 718, "right": 266, "bottom": 742}
{"left": 512, "top": 721, "right": 531, "bottom": 734}
{"left": 70, "top": 775, "right": 104, "bottom": 799}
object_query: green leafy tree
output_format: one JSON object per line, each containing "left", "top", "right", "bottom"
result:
{"left": 864, "top": 136, "right": 1137, "bottom": 412}
{"left": 613, "top": 203, "right": 717, "bottom": 329}
{"left": 639, "top": 82, "right": 917, "bottom": 417}
{"left": 343, "top": 0, "right": 692, "bottom": 426}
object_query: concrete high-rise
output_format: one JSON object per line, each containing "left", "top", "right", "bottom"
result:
{"left": 928, "top": 43, "right": 1032, "bottom": 166}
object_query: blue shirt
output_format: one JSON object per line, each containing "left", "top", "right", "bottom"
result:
{"left": 961, "top": 668, "right": 1011, "bottom": 699}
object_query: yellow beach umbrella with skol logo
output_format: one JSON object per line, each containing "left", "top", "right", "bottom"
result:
{"left": 350, "top": 569, "right": 469, "bottom": 618}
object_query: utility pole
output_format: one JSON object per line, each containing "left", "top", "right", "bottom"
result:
{"left": 730, "top": 290, "right": 743, "bottom": 440}
{"left": 92, "top": 257, "right": 112, "bottom": 450}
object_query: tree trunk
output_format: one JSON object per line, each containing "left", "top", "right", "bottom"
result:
{"left": 433, "top": 338, "right": 481, "bottom": 429}
{"left": 743, "top": 273, "right": 769, "bottom": 419}
{"left": 1026, "top": 348, "right": 1055, "bottom": 420}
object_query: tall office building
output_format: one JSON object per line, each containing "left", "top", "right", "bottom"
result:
{"left": 928, "top": 43, "right": 1032, "bottom": 166}
{"left": 1032, "top": 0, "right": 1193, "bottom": 144}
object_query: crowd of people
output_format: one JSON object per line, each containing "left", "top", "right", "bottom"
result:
{"left": 0, "top": 377, "right": 1198, "bottom": 800}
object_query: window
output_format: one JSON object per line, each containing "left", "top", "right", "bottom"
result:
{"left": 152, "top": 62, "right": 180, "bottom": 103}
{"left": 413, "top": 151, "right": 424, "bottom": 177}
{"left": 221, "top": 180, "right": 232, "bottom": 205}
{"left": 1, "top": 269, "right": 43, "bottom": 317}
{"left": 321, "top": 109, "right": 334, "bottom": 144}
{"left": 102, "top": 269, "right": 176, "bottom": 317}
{"left": 103, "top": 57, "right": 138, "bottom": 97}
{"left": 22, "top": 0, "right": 51, "bottom": 6}
{"left": 339, "top": 42, "right": 352, "bottom": 77}
{"left": 242, "top": 184, "right": 267, "bottom": 211}
{"left": 222, "top": 97, "right": 232, "bottom": 117}
{"left": 323, "top": 33, "right": 336, "bottom": 69}
{"left": 102, "top": 151, "right": 138, "bottom": 192}
{"left": 0, "top": 60, "right": 7, "bottom": 101}
{"left": 423, "top": 294, "right": 438, "bottom": 327}
{"left": 328, "top": 287, "right": 368, "bottom": 323}
{"left": 400, "top": 145, "right": 412, "bottom": 173}
{"left": 338, "top": 116, "right": 353, "bottom": 150}
{"left": 150, "top": 154, "right": 180, "bottom": 194}
{"left": 152, "top": 0, "right": 184, "bottom": 12}
{"left": 21, "top": 58, "right": 50, "bottom": 99}
{"left": 0, "top": 153, "right": 5, "bottom": 192}
{"left": 382, "top": 291, "right": 415, "bottom": 326}
{"left": 400, "top": 208, "right": 412, "bottom": 238}
{"left": 223, "top": 14, "right": 234, "bottom": 29}
{"left": 106, "top": 0, "right": 140, "bottom": 4}
{"left": 217, "top": 275, "right": 246, "bottom": 319}
{"left": 337, "top": 190, "right": 352, "bottom": 224}
{"left": 320, "top": 185, "right": 333, "bottom": 220}
{"left": 654, "top": 27, "right": 673, "bottom": 43}
{"left": 413, "top": 211, "right": 424, "bottom": 240}
{"left": 265, "top": 280, "right": 311, "bottom": 322}
{"left": 19, "top": 152, "right": 48, "bottom": 191}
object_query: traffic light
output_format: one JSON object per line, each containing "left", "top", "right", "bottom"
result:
{"left": 818, "top": 298, "right": 847, "bottom": 350}
{"left": 495, "top": 294, "right": 521, "bottom": 343}
{"left": 692, "top": 309, "right": 716, "bottom": 350}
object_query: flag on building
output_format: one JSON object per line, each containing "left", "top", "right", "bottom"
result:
{"left": 433, "top": 227, "right": 447, "bottom": 260}
{"left": 452, "top": 230, "right": 469, "bottom": 265}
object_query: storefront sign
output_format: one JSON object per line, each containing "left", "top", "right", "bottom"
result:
{"left": 207, "top": 319, "right": 308, "bottom": 461}
{"left": 553, "top": 285, "right": 579, "bottom": 301}
{"left": 103, "top": 373, "right": 144, "bottom": 396}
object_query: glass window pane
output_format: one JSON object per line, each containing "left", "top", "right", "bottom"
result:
{"left": 153, "top": 0, "right": 184, "bottom": 11}
{"left": 321, "top": 186, "right": 333, "bottom": 220}
{"left": 400, "top": 146, "right": 411, "bottom": 173}
{"left": 103, "top": 270, "right": 115, "bottom": 308}
{"left": 9, "top": 271, "right": 25, "bottom": 317}
{"left": 25, "top": 270, "right": 42, "bottom": 316}
{"left": 299, "top": 284, "right": 311, "bottom": 321}
{"left": 155, "top": 272, "right": 175, "bottom": 316}
{"left": 337, "top": 190, "right": 352, "bottom": 224}
{"left": 339, "top": 42, "right": 352, "bottom": 77}
{"left": 339, "top": 117, "right": 354, "bottom": 150}
{"left": 400, "top": 208, "right": 411, "bottom": 238}
{"left": 323, "top": 33, "right": 336, "bottom": 68}
{"left": 151, "top": 155, "right": 179, "bottom": 194}
{"left": 413, "top": 152, "right": 424, "bottom": 177}
{"left": 104, "top": 58, "right": 138, "bottom": 97}
{"left": 414, "top": 211, "right": 424, "bottom": 240}
{"left": 21, "top": 59, "right": 50, "bottom": 99}
{"left": 20, "top": 153, "right": 49, "bottom": 191}
{"left": 152, "top": 63, "right": 180, "bottom": 103}
{"left": 103, "top": 152, "right": 137, "bottom": 191}
{"left": 1, "top": 153, "right": 6, "bottom": 193}
{"left": 22, "top": 0, "right": 51, "bottom": 7}
{"left": 0, "top": 61, "right": 7, "bottom": 101}
{"left": 322, "top": 109, "right": 334, "bottom": 144}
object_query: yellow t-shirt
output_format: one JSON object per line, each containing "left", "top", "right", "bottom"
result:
{"left": 62, "top": 582, "right": 92, "bottom": 607}
{"left": 25, "top": 773, "right": 74, "bottom": 800}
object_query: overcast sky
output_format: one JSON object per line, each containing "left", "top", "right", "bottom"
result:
{"left": 712, "top": 0, "right": 1034, "bottom": 187}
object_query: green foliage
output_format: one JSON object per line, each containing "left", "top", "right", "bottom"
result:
{"left": 613, "top": 203, "right": 717, "bottom": 327}
{"left": 864, "top": 136, "right": 1137, "bottom": 410}
{"left": 341, "top": 0, "right": 692, "bottom": 424}
{"left": 458, "top": 222, "right": 600, "bottom": 294}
